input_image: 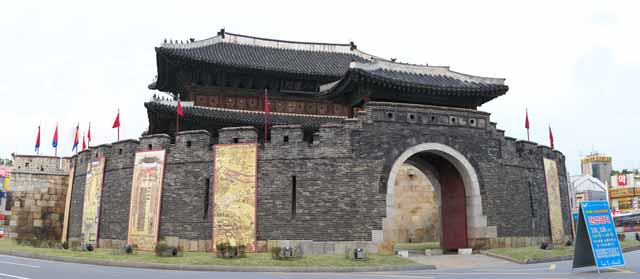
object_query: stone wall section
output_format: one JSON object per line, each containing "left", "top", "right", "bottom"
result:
{"left": 8, "top": 155, "right": 70, "bottom": 240}
{"left": 63, "top": 101, "right": 572, "bottom": 251}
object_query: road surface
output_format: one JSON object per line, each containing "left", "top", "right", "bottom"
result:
{"left": 0, "top": 251, "right": 637, "bottom": 279}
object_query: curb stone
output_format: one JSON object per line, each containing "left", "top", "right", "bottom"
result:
{"left": 482, "top": 245, "right": 640, "bottom": 265}
{"left": 0, "top": 250, "right": 435, "bottom": 272}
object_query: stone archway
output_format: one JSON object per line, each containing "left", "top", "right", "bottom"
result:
{"left": 381, "top": 143, "right": 496, "bottom": 250}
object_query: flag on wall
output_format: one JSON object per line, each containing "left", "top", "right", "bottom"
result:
{"left": 35, "top": 126, "right": 41, "bottom": 153}
{"left": 82, "top": 132, "right": 87, "bottom": 151}
{"left": 113, "top": 109, "right": 120, "bottom": 141}
{"left": 177, "top": 98, "right": 184, "bottom": 117}
{"left": 87, "top": 122, "right": 92, "bottom": 146}
{"left": 52, "top": 123, "right": 59, "bottom": 148}
{"left": 72, "top": 124, "right": 79, "bottom": 152}
{"left": 525, "top": 109, "right": 530, "bottom": 141}
{"left": 549, "top": 125, "right": 555, "bottom": 149}
{"left": 112, "top": 112, "right": 120, "bottom": 129}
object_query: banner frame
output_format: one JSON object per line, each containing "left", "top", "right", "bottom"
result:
{"left": 211, "top": 142, "right": 258, "bottom": 253}
{"left": 126, "top": 148, "right": 167, "bottom": 251}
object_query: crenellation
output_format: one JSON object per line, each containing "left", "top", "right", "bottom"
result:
{"left": 218, "top": 126, "right": 258, "bottom": 144}
{"left": 139, "top": 134, "right": 171, "bottom": 151}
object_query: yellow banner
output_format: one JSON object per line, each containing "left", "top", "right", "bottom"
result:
{"left": 81, "top": 158, "right": 106, "bottom": 246}
{"left": 3, "top": 176, "right": 8, "bottom": 192}
{"left": 127, "top": 150, "right": 166, "bottom": 251}
{"left": 544, "top": 158, "right": 565, "bottom": 244}
{"left": 609, "top": 188, "right": 635, "bottom": 198}
{"left": 61, "top": 162, "right": 75, "bottom": 243}
{"left": 212, "top": 143, "right": 257, "bottom": 252}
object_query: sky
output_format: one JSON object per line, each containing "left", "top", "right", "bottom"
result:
{"left": 1, "top": 0, "right": 638, "bottom": 175}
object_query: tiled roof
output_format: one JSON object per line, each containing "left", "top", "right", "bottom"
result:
{"left": 145, "top": 100, "right": 345, "bottom": 130}
{"left": 156, "top": 31, "right": 377, "bottom": 78}
{"left": 320, "top": 61, "right": 508, "bottom": 98}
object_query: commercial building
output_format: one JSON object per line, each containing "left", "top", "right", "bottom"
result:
{"left": 580, "top": 154, "right": 612, "bottom": 184}
{"left": 609, "top": 173, "right": 640, "bottom": 212}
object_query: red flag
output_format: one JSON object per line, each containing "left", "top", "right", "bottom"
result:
{"left": 112, "top": 112, "right": 120, "bottom": 128}
{"left": 177, "top": 99, "right": 184, "bottom": 117}
{"left": 82, "top": 132, "right": 87, "bottom": 151}
{"left": 87, "top": 122, "right": 92, "bottom": 145}
{"left": 549, "top": 125, "right": 555, "bottom": 149}
{"left": 525, "top": 109, "right": 530, "bottom": 129}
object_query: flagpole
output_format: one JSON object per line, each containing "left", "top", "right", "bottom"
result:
{"left": 176, "top": 94, "right": 180, "bottom": 134}
{"left": 264, "top": 88, "right": 268, "bottom": 144}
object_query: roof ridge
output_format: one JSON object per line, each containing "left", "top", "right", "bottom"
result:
{"left": 350, "top": 60, "right": 506, "bottom": 85}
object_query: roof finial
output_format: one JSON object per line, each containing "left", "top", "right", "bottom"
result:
{"left": 189, "top": 38, "right": 195, "bottom": 43}
{"left": 350, "top": 41, "right": 357, "bottom": 51}
{"left": 391, "top": 58, "right": 397, "bottom": 62}
{"left": 164, "top": 39, "right": 167, "bottom": 43}
{"left": 218, "top": 28, "right": 226, "bottom": 39}
{"left": 170, "top": 39, "right": 173, "bottom": 44}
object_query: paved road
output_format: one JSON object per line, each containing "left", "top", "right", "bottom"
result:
{"left": 0, "top": 251, "right": 638, "bottom": 279}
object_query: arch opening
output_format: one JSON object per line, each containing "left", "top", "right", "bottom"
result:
{"left": 380, "top": 143, "right": 495, "bottom": 251}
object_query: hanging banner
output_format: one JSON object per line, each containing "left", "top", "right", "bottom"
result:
{"left": 61, "top": 162, "right": 75, "bottom": 243}
{"left": 127, "top": 149, "right": 166, "bottom": 251}
{"left": 573, "top": 201, "right": 624, "bottom": 270}
{"left": 543, "top": 158, "right": 565, "bottom": 243}
{"left": 212, "top": 143, "right": 257, "bottom": 252}
{"left": 81, "top": 157, "right": 106, "bottom": 246}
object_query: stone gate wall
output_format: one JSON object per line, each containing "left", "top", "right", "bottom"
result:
{"left": 64, "top": 102, "right": 571, "bottom": 251}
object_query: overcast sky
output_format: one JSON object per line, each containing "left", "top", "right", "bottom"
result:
{"left": 1, "top": 0, "right": 638, "bottom": 174}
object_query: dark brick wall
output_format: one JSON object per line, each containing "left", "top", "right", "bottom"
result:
{"left": 68, "top": 102, "right": 572, "bottom": 243}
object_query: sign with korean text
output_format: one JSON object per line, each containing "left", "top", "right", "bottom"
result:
{"left": 127, "top": 149, "right": 166, "bottom": 251}
{"left": 572, "top": 201, "right": 624, "bottom": 270}
{"left": 609, "top": 188, "right": 635, "bottom": 198}
{"left": 617, "top": 174, "right": 627, "bottom": 186}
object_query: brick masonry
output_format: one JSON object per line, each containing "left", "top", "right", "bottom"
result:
{"left": 62, "top": 102, "right": 571, "bottom": 251}
{"left": 7, "top": 155, "right": 71, "bottom": 240}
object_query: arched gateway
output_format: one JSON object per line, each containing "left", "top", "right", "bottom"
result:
{"left": 384, "top": 143, "right": 492, "bottom": 250}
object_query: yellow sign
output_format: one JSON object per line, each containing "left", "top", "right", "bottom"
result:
{"left": 61, "top": 162, "right": 75, "bottom": 243}
{"left": 581, "top": 155, "right": 612, "bottom": 164}
{"left": 212, "top": 143, "right": 257, "bottom": 252}
{"left": 127, "top": 150, "right": 166, "bottom": 251}
{"left": 609, "top": 188, "right": 635, "bottom": 198}
{"left": 544, "top": 158, "right": 565, "bottom": 244}
{"left": 3, "top": 176, "right": 8, "bottom": 192}
{"left": 81, "top": 158, "right": 106, "bottom": 246}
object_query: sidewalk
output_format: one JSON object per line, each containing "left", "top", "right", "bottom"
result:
{"left": 408, "top": 253, "right": 516, "bottom": 270}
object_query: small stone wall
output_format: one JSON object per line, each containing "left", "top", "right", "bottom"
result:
{"left": 8, "top": 155, "right": 70, "bottom": 240}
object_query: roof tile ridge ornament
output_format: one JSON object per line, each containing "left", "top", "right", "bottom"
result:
{"left": 349, "top": 60, "right": 506, "bottom": 85}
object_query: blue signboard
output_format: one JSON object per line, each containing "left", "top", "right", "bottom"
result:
{"left": 572, "top": 212, "right": 579, "bottom": 222}
{"left": 572, "top": 201, "right": 625, "bottom": 270}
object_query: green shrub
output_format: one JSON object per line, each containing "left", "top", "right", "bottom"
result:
{"left": 271, "top": 246, "right": 282, "bottom": 260}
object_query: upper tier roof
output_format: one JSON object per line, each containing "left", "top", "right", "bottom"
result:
{"left": 156, "top": 29, "right": 380, "bottom": 78}
{"left": 320, "top": 60, "right": 508, "bottom": 100}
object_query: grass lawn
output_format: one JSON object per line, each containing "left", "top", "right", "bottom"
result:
{"left": 0, "top": 239, "right": 414, "bottom": 267}
{"left": 489, "top": 238, "right": 640, "bottom": 262}
{"left": 395, "top": 241, "right": 440, "bottom": 251}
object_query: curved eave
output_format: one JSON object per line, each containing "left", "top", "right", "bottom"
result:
{"left": 320, "top": 69, "right": 508, "bottom": 101}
